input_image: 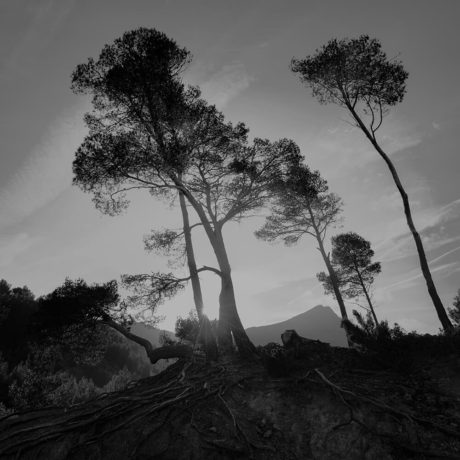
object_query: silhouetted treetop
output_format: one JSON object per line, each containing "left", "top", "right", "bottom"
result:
{"left": 255, "top": 163, "right": 342, "bottom": 246}
{"left": 35, "top": 279, "right": 120, "bottom": 336}
{"left": 291, "top": 35, "right": 408, "bottom": 115}
{"left": 317, "top": 232, "right": 381, "bottom": 325}
{"left": 71, "top": 28, "right": 191, "bottom": 112}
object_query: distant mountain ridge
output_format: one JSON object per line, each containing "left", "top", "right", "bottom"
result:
{"left": 245, "top": 305, "right": 348, "bottom": 347}
{"left": 132, "top": 305, "right": 348, "bottom": 349}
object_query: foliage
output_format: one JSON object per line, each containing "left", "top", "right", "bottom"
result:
{"left": 121, "top": 273, "right": 185, "bottom": 324}
{"left": 255, "top": 162, "right": 349, "bottom": 322}
{"left": 35, "top": 278, "right": 119, "bottom": 336}
{"left": 8, "top": 346, "right": 64, "bottom": 410}
{"left": 3, "top": 330, "right": 149, "bottom": 411}
{"left": 0, "top": 280, "right": 37, "bottom": 365}
{"left": 291, "top": 34, "right": 408, "bottom": 134}
{"left": 71, "top": 26, "right": 242, "bottom": 216}
{"left": 47, "top": 374, "right": 99, "bottom": 407}
{"left": 175, "top": 310, "right": 200, "bottom": 343}
{"left": 317, "top": 232, "right": 381, "bottom": 317}
{"left": 255, "top": 163, "right": 342, "bottom": 246}
{"left": 0, "top": 278, "right": 161, "bottom": 412}
{"left": 448, "top": 290, "right": 460, "bottom": 327}
{"left": 143, "top": 228, "right": 186, "bottom": 263}
{"left": 71, "top": 27, "right": 300, "bottom": 354}
{"left": 344, "top": 311, "right": 460, "bottom": 371}
{"left": 292, "top": 36, "right": 453, "bottom": 332}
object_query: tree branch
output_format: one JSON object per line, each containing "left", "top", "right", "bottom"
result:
{"left": 101, "top": 316, "right": 193, "bottom": 364}
{"left": 197, "top": 266, "right": 222, "bottom": 277}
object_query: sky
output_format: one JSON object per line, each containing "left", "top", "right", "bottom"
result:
{"left": 1, "top": 0, "right": 459, "bottom": 333}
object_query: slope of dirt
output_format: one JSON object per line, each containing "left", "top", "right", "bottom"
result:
{"left": 1, "top": 343, "right": 460, "bottom": 459}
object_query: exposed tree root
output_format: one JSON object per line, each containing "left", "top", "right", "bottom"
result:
{"left": 0, "top": 360, "right": 266, "bottom": 459}
{"left": 310, "top": 368, "right": 460, "bottom": 458}
{"left": 2, "top": 345, "right": 460, "bottom": 459}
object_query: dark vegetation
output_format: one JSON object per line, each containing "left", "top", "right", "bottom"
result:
{"left": 1, "top": 327, "right": 460, "bottom": 459}
{"left": 1, "top": 29, "right": 460, "bottom": 458}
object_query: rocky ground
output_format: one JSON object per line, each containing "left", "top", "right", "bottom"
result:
{"left": 1, "top": 339, "right": 460, "bottom": 459}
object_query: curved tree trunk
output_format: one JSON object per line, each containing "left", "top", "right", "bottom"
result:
{"left": 213, "top": 228, "right": 257, "bottom": 358}
{"left": 178, "top": 190, "right": 218, "bottom": 360}
{"left": 316, "top": 239, "right": 355, "bottom": 347}
{"left": 179, "top": 191, "right": 205, "bottom": 318}
{"left": 307, "top": 205, "right": 352, "bottom": 346}
{"left": 174, "top": 182, "right": 256, "bottom": 359}
{"left": 307, "top": 204, "right": 349, "bottom": 321}
{"left": 347, "top": 104, "right": 453, "bottom": 332}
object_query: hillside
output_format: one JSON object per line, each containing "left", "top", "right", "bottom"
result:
{"left": 2, "top": 338, "right": 460, "bottom": 459}
{"left": 246, "top": 305, "right": 348, "bottom": 347}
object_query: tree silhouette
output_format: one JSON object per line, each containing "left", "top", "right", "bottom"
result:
{"left": 255, "top": 163, "right": 349, "bottom": 324}
{"left": 71, "top": 28, "right": 301, "bottom": 357}
{"left": 35, "top": 278, "right": 192, "bottom": 365}
{"left": 291, "top": 35, "right": 453, "bottom": 331}
{"left": 317, "top": 232, "right": 381, "bottom": 326}
{"left": 141, "top": 193, "right": 218, "bottom": 359}
{"left": 0, "top": 280, "right": 36, "bottom": 365}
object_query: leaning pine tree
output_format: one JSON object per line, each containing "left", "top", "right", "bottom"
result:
{"left": 291, "top": 35, "right": 453, "bottom": 331}
{"left": 255, "top": 163, "right": 350, "bottom": 329}
{"left": 317, "top": 232, "right": 381, "bottom": 327}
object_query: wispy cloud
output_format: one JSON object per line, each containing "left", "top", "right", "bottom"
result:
{"left": 0, "top": 102, "right": 88, "bottom": 229}
{"left": 429, "top": 244, "right": 460, "bottom": 265}
{"left": 0, "top": 233, "right": 39, "bottom": 269}
{"left": 376, "top": 197, "right": 460, "bottom": 263}
{"left": 200, "top": 62, "right": 254, "bottom": 109}
{"left": 311, "top": 115, "right": 423, "bottom": 181}
{"left": 383, "top": 261, "right": 458, "bottom": 292}
{"left": 378, "top": 116, "right": 422, "bottom": 155}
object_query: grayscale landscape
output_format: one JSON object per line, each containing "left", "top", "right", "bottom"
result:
{"left": 1, "top": 1, "right": 459, "bottom": 458}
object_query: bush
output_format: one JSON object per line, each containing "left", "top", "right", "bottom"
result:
{"left": 344, "top": 310, "right": 460, "bottom": 371}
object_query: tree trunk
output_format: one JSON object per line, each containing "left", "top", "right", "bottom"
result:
{"left": 346, "top": 104, "right": 453, "bottom": 332}
{"left": 173, "top": 182, "right": 256, "bottom": 358}
{"left": 178, "top": 190, "right": 218, "bottom": 360}
{"left": 353, "top": 261, "right": 379, "bottom": 327}
{"left": 213, "top": 228, "right": 257, "bottom": 358}
{"left": 307, "top": 204, "right": 352, "bottom": 346}
{"left": 316, "top": 240, "right": 355, "bottom": 347}
{"left": 362, "top": 285, "right": 379, "bottom": 328}
{"left": 319, "top": 243, "right": 348, "bottom": 321}
{"left": 307, "top": 204, "right": 348, "bottom": 321}
{"left": 178, "top": 191, "right": 205, "bottom": 318}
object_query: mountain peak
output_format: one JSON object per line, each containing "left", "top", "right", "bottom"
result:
{"left": 246, "top": 305, "right": 347, "bottom": 347}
